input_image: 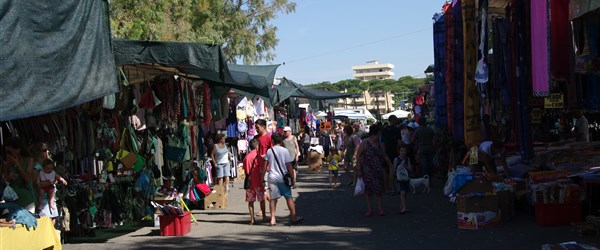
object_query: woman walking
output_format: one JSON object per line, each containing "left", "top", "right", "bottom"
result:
{"left": 341, "top": 124, "right": 360, "bottom": 186}
{"left": 211, "top": 133, "right": 231, "bottom": 191}
{"left": 356, "top": 124, "right": 392, "bottom": 217}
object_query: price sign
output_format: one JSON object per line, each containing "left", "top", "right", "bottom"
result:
{"left": 544, "top": 94, "right": 563, "bottom": 109}
{"left": 469, "top": 146, "right": 479, "bottom": 165}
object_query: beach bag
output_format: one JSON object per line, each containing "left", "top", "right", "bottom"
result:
{"left": 116, "top": 128, "right": 137, "bottom": 170}
{"left": 237, "top": 121, "right": 248, "bottom": 133}
{"left": 236, "top": 106, "right": 247, "bottom": 120}
{"left": 2, "top": 183, "right": 18, "bottom": 201}
{"left": 164, "top": 145, "right": 187, "bottom": 162}
{"left": 246, "top": 101, "right": 255, "bottom": 117}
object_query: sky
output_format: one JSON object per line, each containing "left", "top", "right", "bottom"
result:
{"left": 265, "top": 0, "right": 448, "bottom": 85}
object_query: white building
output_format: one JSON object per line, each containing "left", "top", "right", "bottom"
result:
{"left": 336, "top": 61, "right": 395, "bottom": 114}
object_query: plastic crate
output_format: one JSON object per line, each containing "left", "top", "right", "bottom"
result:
{"left": 535, "top": 203, "right": 581, "bottom": 226}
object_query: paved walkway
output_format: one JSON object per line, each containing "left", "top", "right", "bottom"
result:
{"left": 66, "top": 165, "right": 596, "bottom": 249}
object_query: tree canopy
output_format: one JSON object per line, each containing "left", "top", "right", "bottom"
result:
{"left": 304, "top": 76, "right": 428, "bottom": 109}
{"left": 109, "top": 0, "right": 296, "bottom": 64}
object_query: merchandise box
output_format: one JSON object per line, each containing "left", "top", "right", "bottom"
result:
{"left": 457, "top": 195, "right": 499, "bottom": 213}
{"left": 457, "top": 210, "right": 501, "bottom": 230}
{"left": 203, "top": 185, "right": 228, "bottom": 209}
{"left": 458, "top": 175, "right": 493, "bottom": 195}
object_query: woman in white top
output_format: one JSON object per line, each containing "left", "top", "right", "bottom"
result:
{"left": 211, "top": 133, "right": 232, "bottom": 190}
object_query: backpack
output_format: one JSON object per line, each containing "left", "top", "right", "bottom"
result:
{"left": 396, "top": 157, "right": 410, "bottom": 182}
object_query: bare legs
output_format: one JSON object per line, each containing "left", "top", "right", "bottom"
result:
{"left": 364, "top": 193, "right": 384, "bottom": 216}
{"left": 269, "top": 197, "right": 297, "bottom": 225}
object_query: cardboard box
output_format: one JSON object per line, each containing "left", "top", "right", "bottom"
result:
{"left": 457, "top": 195, "right": 499, "bottom": 213}
{"left": 457, "top": 210, "right": 501, "bottom": 229}
{"left": 203, "top": 185, "right": 228, "bottom": 209}
{"left": 458, "top": 175, "right": 493, "bottom": 195}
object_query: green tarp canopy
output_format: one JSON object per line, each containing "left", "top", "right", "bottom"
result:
{"left": 226, "top": 64, "right": 298, "bottom": 106}
{"left": 112, "top": 39, "right": 234, "bottom": 85}
{"left": 279, "top": 78, "right": 356, "bottom": 100}
{"left": 112, "top": 40, "right": 294, "bottom": 105}
{"left": 0, "top": 0, "right": 119, "bottom": 121}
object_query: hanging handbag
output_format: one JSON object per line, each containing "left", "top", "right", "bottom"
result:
{"left": 271, "top": 148, "right": 293, "bottom": 187}
{"left": 244, "top": 157, "right": 258, "bottom": 190}
{"left": 116, "top": 128, "right": 137, "bottom": 170}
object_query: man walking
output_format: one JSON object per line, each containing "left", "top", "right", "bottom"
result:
{"left": 264, "top": 133, "right": 304, "bottom": 226}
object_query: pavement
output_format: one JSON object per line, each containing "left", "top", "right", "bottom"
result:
{"left": 65, "top": 165, "right": 598, "bottom": 250}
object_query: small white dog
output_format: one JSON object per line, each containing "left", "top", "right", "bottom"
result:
{"left": 409, "top": 175, "right": 430, "bottom": 194}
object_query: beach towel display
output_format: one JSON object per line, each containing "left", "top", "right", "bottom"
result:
{"left": 462, "top": 0, "right": 480, "bottom": 147}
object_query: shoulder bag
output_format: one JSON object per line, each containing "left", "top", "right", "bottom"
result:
{"left": 244, "top": 156, "right": 258, "bottom": 190}
{"left": 271, "top": 148, "right": 293, "bottom": 187}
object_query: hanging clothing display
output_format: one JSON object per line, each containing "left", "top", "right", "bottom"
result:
{"left": 530, "top": 0, "right": 550, "bottom": 96}
{"left": 434, "top": 11, "right": 448, "bottom": 129}
{"left": 462, "top": 0, "right": 480, "bottom": 147}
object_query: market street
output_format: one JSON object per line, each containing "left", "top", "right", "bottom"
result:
{"left": 65, "top": 165, "right": 595, "bottom": 250}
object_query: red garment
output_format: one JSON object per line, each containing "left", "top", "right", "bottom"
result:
{"left": 243, "top": 150, "right": 263, "bottom": 189}
{"left": 255, "top": 133, "right": 272, "bottom": 170}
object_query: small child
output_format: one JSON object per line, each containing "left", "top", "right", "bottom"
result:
{"left": 326, "top": 148, "right": 341, "bottom": 188}
{"left": 38, "top": 159, "right": 67, "bottom": 210}
{"left": 394, "top": 144, "right": 412, "bottom": 214}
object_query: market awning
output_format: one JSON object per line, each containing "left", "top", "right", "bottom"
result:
{"left": 112, "top": 39, "right": 234, "bottom": 85}
{"left": 279, "top": 78, "right": 356, "bottom": 100}
{"left": 0, "top": 0, "right": 119, "bottom": 121}
{"left": 225, "top": 64, "right": 298, "bottom": 106}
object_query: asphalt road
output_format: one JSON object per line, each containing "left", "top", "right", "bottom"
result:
{"left": 65, "top": 165, "right": 598, "bottom": 250}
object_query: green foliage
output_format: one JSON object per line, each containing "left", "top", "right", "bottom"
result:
{"left": 304, "top": 81, "right": 340, "bottom": 92}
{"left": 109, "top": 0, "right": 296, "bottom": 64}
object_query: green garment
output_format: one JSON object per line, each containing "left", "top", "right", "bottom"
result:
{"left": 9, "top": 160, "right": 36, "bottom": 208}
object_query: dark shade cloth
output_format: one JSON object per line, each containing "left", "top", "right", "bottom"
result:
{"left": 445, "top": 3, "right": 455, "bottom": 132}
{"left": 453, "top": 1, "right": 465, "bottom": 141}
{"left": 0, "top": 0, "right": 119, "bottom": 121}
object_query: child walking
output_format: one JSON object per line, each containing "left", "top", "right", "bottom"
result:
{"left": 394, "top": 144, "right": 412, "bottom": 214}
{"left": 38, "top": 159, "right": 67, "bottom": 210}
{"left": 326, "top": 148, "right": 341, "bottom": 188}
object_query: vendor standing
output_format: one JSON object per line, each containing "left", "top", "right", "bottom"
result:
{"left": 574, "top": 110, "right": 589, "bottom": 142}
{"left": 2, "top": 137, "right": 36, "bottom": 212}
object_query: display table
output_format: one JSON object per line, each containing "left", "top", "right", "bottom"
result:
{"left": 0, "top": 216, "right": 62, "bottom": 250}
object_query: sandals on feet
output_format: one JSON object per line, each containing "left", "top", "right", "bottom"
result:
{"left": 364, "top": 211, "right": 373, "bottom": 217}
{"left": 291, "top": 216, "right": 304, "bottom": 225}
{"left": 378, "top": 210, "right": 385, "bottom": 216}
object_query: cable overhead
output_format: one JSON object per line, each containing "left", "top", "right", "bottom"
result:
{"left": 283, "top": 27, "right": 432, "bottom": 64}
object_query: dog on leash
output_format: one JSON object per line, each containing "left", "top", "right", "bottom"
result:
{"left": 409, "top": 175, "right": 430, "bottom": 194}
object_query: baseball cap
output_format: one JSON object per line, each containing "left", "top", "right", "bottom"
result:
{"left": 283, "top": 126, "right": 292, "bottom": 132}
